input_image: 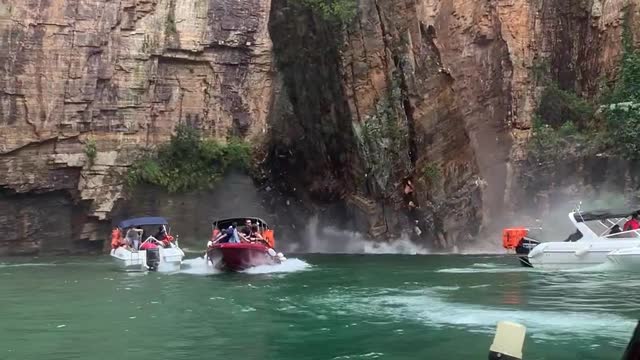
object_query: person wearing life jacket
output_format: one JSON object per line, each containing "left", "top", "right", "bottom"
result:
{"left": 140, "top": 239, "right": 160, "bottom": 250}
{"left": 154, "top": 225, "right": 174, "bottom": 248}
{"left": 111, "top": 227, "right": 124, "bottom": 249}
{"left": 624, "top": 212, "right": 640, "bottom": 232}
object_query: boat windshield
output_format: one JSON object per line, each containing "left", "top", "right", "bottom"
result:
{"left": 581, "top": 216, "right": 640, "bottom": 238}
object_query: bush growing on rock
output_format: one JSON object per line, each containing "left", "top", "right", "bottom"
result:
{"left": 298, "top": 0, "right": 357, "bottom": 23}
{"left": 84, "top": 139, "right": 97, "bottom": 166}
{"left": 602, "top": 19, "right": 640, "bottom": 160}
{"left": 127, "top": 124, "right": 252, "bottom": 193}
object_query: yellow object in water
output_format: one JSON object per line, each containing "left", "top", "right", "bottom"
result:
{"left": 489, "top": 321, "right": 526, "bottom": 359}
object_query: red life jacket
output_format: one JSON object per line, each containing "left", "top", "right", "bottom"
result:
{"left": 624, "top": 219, "right": 640, "bottom": 231}
{"left": 140, "top": 242, "right": 158, "bottom": 250}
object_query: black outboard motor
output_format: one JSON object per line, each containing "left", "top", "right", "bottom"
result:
{"left": 515, "top": 238, "right": 541, "bottom": 267}
{"left": 622, "top": 321, "right": 640, "bottom": 360}
{"left": 146, "top": 248, "right": 160, "bottom": 271}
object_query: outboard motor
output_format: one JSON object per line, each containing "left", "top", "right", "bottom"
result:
{"left": 146, "top": 248, "right": 160, "bottom": 271}
{"left": 503, "top": 228, "right": 540, "bottom": 267}
{"left": 515, "top": 238, "right": 541, "bottom": 267}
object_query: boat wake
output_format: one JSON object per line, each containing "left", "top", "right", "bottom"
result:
{"left": 437, "top": 262, "right": 532, "bottom": 274}
{"left": 178, "top": 257, "right": 221, "bottom": 275}
{"left": 178, "top": 256, "right": 310, "bottom": 275}
{"left": 0, "top": 262, "right": 58, "bottom": 268}
{"left": 243, "top": 258, "right": 311, "bottom": 274}
{"left": 318, "top": 288, "right": 636, "bottom": 344}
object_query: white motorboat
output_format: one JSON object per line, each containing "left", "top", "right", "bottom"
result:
{"left": 503, "top": 205, "right": 640, "bottom": 270}
{"left": 606, "top": 247, "right": 640, "bottom": 269}
{"left": 110, "top": 216, "right": 185, "bottom": 272}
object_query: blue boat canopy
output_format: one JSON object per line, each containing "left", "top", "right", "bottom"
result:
{"left": 118, "top": 217, "right": 168, "bottom": 229}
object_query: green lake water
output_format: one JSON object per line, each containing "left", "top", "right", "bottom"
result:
{"left": 0, "top": 254, "right": 636, "bottom": 359}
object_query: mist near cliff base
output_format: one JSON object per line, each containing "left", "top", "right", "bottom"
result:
{"left": 283, "top": 215, "right": 430, "bottom": 255}
{"left": 120, "top": 172, "right": 615, "bottom": 255}
{"left": 487, "top": 189, "right": 631, "bottom": 244}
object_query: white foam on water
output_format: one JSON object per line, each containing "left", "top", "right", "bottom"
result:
{"left": 243, "top": 258, "right": 311, "bottom": 274}
{"left": 430, "top": 285, "right": 461, "bottom": 291}
{"left": 178, "top": 256, "right": 221, "bottom": 275}
{"left": 177, "top": 256, "right": 310, "bottom": 275}
{"left": 324, "top": 289, "right": 635, "bottom": 343}
{"left": 332, "top": 352, "right": 384, "bottom": 359}
{"left": 437, "top": 266, "right": 532, "bottom": 274}
{"left": 0, "top": 263, "right": 58, "bottom": 268}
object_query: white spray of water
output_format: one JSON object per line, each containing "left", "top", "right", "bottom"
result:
{"left": 298, "top": 216, "right": 430, "bottom": 255}
{"left": 177, "top": 256, "right": 311, "bottom": 276}
{"left": 243, "top": 258, "right": 311, "bottom": 274}
{"left": 178, "top": 257, "right": 220, "bottom": 275}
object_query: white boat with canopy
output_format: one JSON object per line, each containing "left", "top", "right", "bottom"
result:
{"left": 505, "top": 205, "right": 640, "bottom": 269}
{"left": 110, "top": 216, "right": 185, "bottom": 272}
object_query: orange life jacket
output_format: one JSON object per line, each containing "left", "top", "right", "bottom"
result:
{"left": 262, "top": 229, "right": 275, "bottom": 248}
{"left": 502, "top": 228, "right": 528, "bottom": 249}
{"left": 111, "top": 228, "right": 123, "bottom": 249}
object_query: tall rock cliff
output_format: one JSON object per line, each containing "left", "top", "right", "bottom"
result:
{"left": 0, "top": 0, "right": 639, "bottom": 254}
{"left": 0, "top": 0, "right": 274, "bottom": 254}
{"left": 266, "top": 0, "right": 640, "bottom": 248}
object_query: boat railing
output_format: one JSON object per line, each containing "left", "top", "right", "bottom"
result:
{"left": 602, "top": 229, "right": 640, "bottom": 239}
{"left": 595, "top": 217, "right": 627, "bottom": 236}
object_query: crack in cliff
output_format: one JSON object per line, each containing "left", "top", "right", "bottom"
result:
{"left": 22, "top": 94, "right": 38, "bottom": 138}
{"left": 345, "top": 29, "right": 362, "bottom": 123}
{"left": 61, "top": 0, "right": 81, "bottom": 135}
{"left": 373, "top": 0, "right": 390, "bottom": 79}
{"left": 394, "top": 57, "right": 418, "bottom": 166}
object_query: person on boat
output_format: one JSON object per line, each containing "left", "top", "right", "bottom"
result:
{"left": 214, "top": 228, "right": 230, "bottom": 243}
{"left": 563, "top": 229, "right": 583, "bottom": 242}
{"left": 240, "top": 219, "right": 253, "bottom": 237}
{"left": 140, "top": 238, "right": 160, "bottom": 250}
{"left": 250, "top": 225, "right": 264, "bottom": 242}
{"left": 154, "top": 226, "right": 167, "bottom": 242}
{"left": 225, "top": 223, "right": 241, "bottom": 244}
{"left": 126, "top": 227, "right": 144, "bottom": 250}
{"left": 153, "top": 225, "right": 174, "bottom": 248}
{"left": 624, "top": 213, "right": 640, "bottom": 232}
{"left": 610, "top": 224, "right": 622, "bottom": 235}
{"left": 111, "top": 227, "right": 124, "bottom": 249}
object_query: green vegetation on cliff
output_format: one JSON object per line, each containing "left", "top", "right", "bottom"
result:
{"left": 353, "top": 79, "right": 411, "bottom": 192}
{"left": 84, "top": 139, "right": 97, "bottom": 166}
{"left": 601, "top": 19, "right": 640, "bottom": 160}
{"left": 298, "top": 0, "right": 357, "bottom": 23}
{"left": 531, "top": 19, "right": 640, "bottom": 162}
{"left": 127, "top": 124, "right": 252, "bottom": 193}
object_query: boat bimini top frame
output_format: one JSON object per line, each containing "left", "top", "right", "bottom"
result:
{"left": 569, "top": 202, "right": 640, "bottom": 241}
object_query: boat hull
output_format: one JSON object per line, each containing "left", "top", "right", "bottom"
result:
{"left": 607, "top": 247, "right": 640, "bottom": 269}
{"left": 110, "top": 246, "right": 184, "bottom": 272}
{"left": 207, "top": 243, "right": 277, "bottom": 272}
{"left": 528, "top": 239, "right": 640, "bottom": 269}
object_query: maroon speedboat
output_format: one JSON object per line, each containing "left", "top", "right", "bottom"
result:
{"left": 206, "top": 217, "right": 281, "bottom": 272}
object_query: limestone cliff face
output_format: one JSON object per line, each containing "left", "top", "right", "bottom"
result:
{"left": 266, "top": 0, "right": 640, "bottom": 248}
{"left": 1, "top": 0, "right": 639, "bottom": 254}
{"left": 0, "top": 0, "right": 274, "bottom": 254}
